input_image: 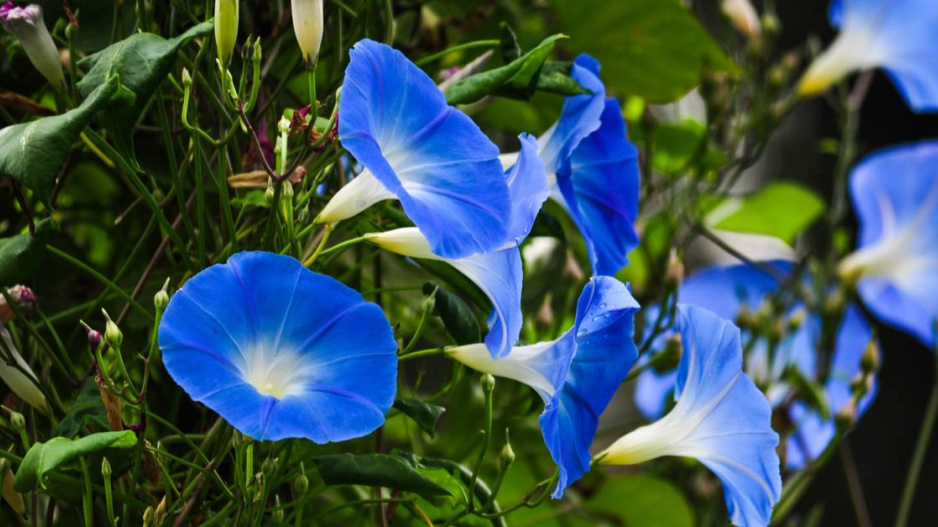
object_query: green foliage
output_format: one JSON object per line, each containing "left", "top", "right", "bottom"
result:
{"left": 553, "top": 0, "right": 734, "bottom": 102}
{"left": 444, "top": 34, "right": 587, "bottom": 105}
{"left": 394, "top": 398, "right": 447, "bottom": 437}
{"left": 312, "top": 452, "right": 454, "bottom": 500}
{"left": 0, "top": 77, "right": 125, "bottom": 204}
{"left": 76, "top": 21, "right": 214, "bottom": 160}
{"left": 576, "top": 474, "right": 695, "bottom": 527}
{"left": 53, "top": 381, "right": 110, "bottom": 439}
{"left": 709, "top": 182, "right": 826, "bottom": 244}
{"left": 14, "top": 431, "right": 137, "bottom": 492}
{"left": 424, "top": 281, "right": 482, "bottom": 345}
{"left": 0, "top": 219, "right": 55, "bottom": 287}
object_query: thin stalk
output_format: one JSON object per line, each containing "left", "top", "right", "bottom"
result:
{"left": 894, "top": 354, "right": 938, "bottom": 527}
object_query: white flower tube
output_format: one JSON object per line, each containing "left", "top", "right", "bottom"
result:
{"left": 214, "top": 0, "right": 239, "bottom": 65}
{"left": 0, "top": 3, "right": 63, "bottom": 89}
{"left": 721, "top": 0, "right": 761, "bottom": 40}
{"left": 0, "top": 323, "right": 48, "bottom": 414}
{"left": 291, "top": 0, "right": 324, "bottom": 66}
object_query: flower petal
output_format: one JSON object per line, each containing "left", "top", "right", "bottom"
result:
{"left": 159, "top": 251, "right": 397, "bottom": 442}
{"left": 336, "top": 39, "right": 511, "bottom": 258}
{"left": 541, "top": 276, "right": 639, "bottom": 497}
{"left": 0, "top": 323, "right": 48, "bottom": 414}
{"left": 602, "top": 306, "right": 780, "bottom": 527}
{"left": 842, "top": 141, "right": 938, "bottom": 346}
{"left": 557, "top": 98, "right": 641, "bottom": 276}
{"left": 504, "top": 133, "right": 550, "bottom": 246}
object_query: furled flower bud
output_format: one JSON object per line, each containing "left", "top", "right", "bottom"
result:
{"left": 499, "top": 430, "right": 515, "bottom": 471}
{"left": 142, "top": 506, "right": 154, "bottom": 527}
{"left": 273, "top": 495, "right": 284, "bottom": 523}
{"left": 181, "top": 67, "right": 193, "bottom": 87}
{"left": 654, "top": 334, "right": 682, "bottom": 373}
{"left": 154, "top": 279, "right": 170, "bottom": 313}
{"left": 87, "top": 328, "right": 102, "bottom": 351}
{"left": 102, "top": 309, "right": 123, "bottom": 350}
{"left": 0, "top": 3, "right": 64, "bottom": 88}
{"left": 101, "top": 457, "right": 112, "bottom": 477}
{"left": 480, "top": 373, "right": 496, "bottom": 394}
{"left": 0, "top": 285, "right": 37, "bottom": 323}
{"left": 291, "top": 0, "right": 324, "bottom": 67}
{"left": 860, "top": 339, "right": 880, "bottom": 375}
{"left": 294, "top": 470, "right": 309, "bottom": 494}
{"left": 214, "top": 0, "right": 239, "bottom": 66}
{"left": 8, "top": 411, "right": 25, "bottom": 431}
{"left": 721, "top": 0, "right": 761, "bottom": 40}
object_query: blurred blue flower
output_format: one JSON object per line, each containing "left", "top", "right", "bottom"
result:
{"left": 602, "top": 306, "right": 781, "bottom": 527}
{"left": 158, "top": 252, "right": 397, "bottom": 442}
{"left": 318, "top": 38, "right": 511, "bottom": 259}
{"left": 799, "top": 0, "right": 938, "bottom": 112}
{"left": 841, "top": 141, "right": 938, "bottom": 347}
{"left": 514, "top": 55, "right": 640, "bottom": 276}
{"left": 367, "top": 134, "right": 549, "bottom": 358}
{"left": 447, "top": 276, "right": 639, "bottom": 497}
{"left": 635, "top": 262, "right": 877, "bottom": 469}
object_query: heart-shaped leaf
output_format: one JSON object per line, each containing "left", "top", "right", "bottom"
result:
{"left": 0, "top": 77, "right": 124, "bottom": 204}
{"left": 77, "top": 20, "right": 214, "bottom": 160}
{"left": 14, "top": 430, "right": 138, "bottom": 492}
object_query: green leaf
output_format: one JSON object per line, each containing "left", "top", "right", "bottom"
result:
{"left": 578, "top": 474, "right": 694, "bottom": 527}
{"left": 53, "top": 381, "right": 109, "bottom": 439}
{"left": 444, "top": 34, "right": 571, "bottom": 105}
{"left": 76, "top": 20, "right": 214, "bottom": 160}
{"left": 311, "top": 453, "right": 453, "bottom": 500}
{"left": 423, "top": 282, "right": 482, "bottom": 345}
{"left": 499, "top": 23, "right": 522, "bottom": 63}
{"left": 709, "top": 182, "right": 825, "bottom": 244}
{"left": 553, "top": 0, "right": 735, "bottom": 103}
{"left": 0, "top": 220, "right": 55, "bottom": 287}
{"left": 394, "top": 398, "right": 446, "bottom": 437}
{"left": 14, "top": 431, "right": 138, "bottom": 492}
{"left": 0, "top": 77, "right": 124, "bottom": 204}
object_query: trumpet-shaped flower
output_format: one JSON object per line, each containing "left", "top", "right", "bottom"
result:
{"left": 447, "top": 277, "right": 639, "bottom": 497}
{"left": 603, "top": 306, "right": 781, "bottom": 527}
{"left": 367, "top": 134, "right": 548, "bottom": 358}
{"left": 0, "top": 323, "right": 48, "bottom": 414}
{"left": 158, "top": 252, "right": 397, "bottom": 442}
{"left": 635, "top": 262, "right": 877, "bottom": 469}
{"left": 798, "top": 0, "right": 938, "bottom": 112}
{"left": 0, "top": 3, "right": 63, "bottom": 88}
{"left": 510, "top": 55, "right": 640, "bottom": 276}
{"left": 319, "top": 39, "right": 511, "bottom": 259}
{"left": 840, "top": 141, "right": 938, "bottom": 347}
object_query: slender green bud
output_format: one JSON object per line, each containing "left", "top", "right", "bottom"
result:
{"left": 654, "top": 334, "right": 682, "bottom": 374}
{"left": 142, "top": 507, "right": 154, "bottom": 527}
{"left": 835, "top": 400, "right": 857, "bottom": 431}
{"left": 262, "top": 456, "right": 278, "bottom": 476}
{"left": 8, "top": 411, "right": 25, "bottom": 431}
{"left": 499, "top": 430, "right": 515, "bottom": 471}
{"left": 252, "top": 36, "right": 262, "bottom": 63}
{"left": 481, "top": 373, "right": 496, "bottom": 394}
{"left": 154, "top": 279, "right": 170, "bottom": 312}
{"left": 181, "top": 67, "right": 192, "bottom": 87}
{"left": 295, "top": 464, "right": 310, "bottom": 494}
{"left": 273, "top": 495, "right": 284, "bottom": 523}
{"left": 0, "top": 458, "right": 9, "bottom": 477}
{"left": 265, "top": 184, "right": 277, "bottom": 205}
{"left": 102, "top": 309, "right": 123, "bottom": 350}
{"left": 861, "top": 339, "right": 880, "bottom": 374}
{"left": 214, "top": 0, "right": 239, "bottom": 66}
{"left": 101, "top": 457, "right": 112, "bottom": 477}
{"left": 421, "top": 292, "right": 436, "bottom": 314}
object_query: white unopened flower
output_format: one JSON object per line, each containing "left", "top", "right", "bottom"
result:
{"left": 0, "top": 3, "right": 64, "bottom": 88}
{"left": 721, "top": 0, "right": 761, "bottom": 40}
{"left": 291, "top": 0, "right": 324, "bottom": 66}
{"left": 0, "top": 322, "right": 48, "bottom": 414}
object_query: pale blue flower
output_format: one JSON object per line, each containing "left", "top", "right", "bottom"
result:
{"left": 602, "top": 306, "right": 781, "bottom": 527}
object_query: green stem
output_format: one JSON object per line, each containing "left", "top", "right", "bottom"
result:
{"left": 894, "top": 354, "right": 938, "bottom": 527}
{"left": 415, "top": 40, "right": 501, "bottom": 66}
{"left": 47, "top": 246, "right": 153, "bottom": 320}
{"left": 79, "top": 456, "right": 94, "bottom": 527}
{"left": 398, "top": 348, "right": 446, "bottom": 362}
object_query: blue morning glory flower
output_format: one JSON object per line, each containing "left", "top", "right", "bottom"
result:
{"left": 447, "top": 276, "right": 639, "bottom": 497}
{"left": 840, "top": 141, "right": 938, "bottom": 348}
{"left": 317, "top": 38, "right": 511, "bottom": 259}
{"left": 512, "top": 55, "right": 640, "bottom": 275}
{"left": 798, "top": 0, "right": 938, "bottom": 112}
{"left": 634, "top": 262, "right": 877, "bottom": 470}
{"left": 158, "top": 252, "right": 398, "bottom": 442}
{"left": 602, "top": 305, "right": 781, "bottom": 527}
{"left": 366, "top": 134, "right": 549, "bottom": 358}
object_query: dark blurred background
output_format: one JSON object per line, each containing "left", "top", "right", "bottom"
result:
{"left": 767, "top": 2, "right": 938, "bottom": 526}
